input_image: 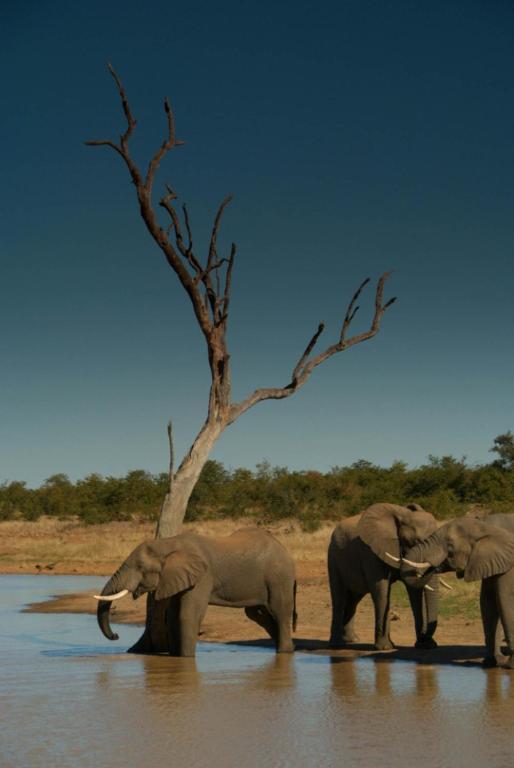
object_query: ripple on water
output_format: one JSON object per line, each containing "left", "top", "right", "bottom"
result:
{"left": 1, "top": 575, "right": 514, "bottom": 768}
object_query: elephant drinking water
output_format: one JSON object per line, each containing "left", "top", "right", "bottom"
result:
{"left": 94, "top": 528, "right": 297, "bottom": 656}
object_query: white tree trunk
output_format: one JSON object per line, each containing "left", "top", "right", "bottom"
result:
{"left": 156, "top": 419, "right": 223, "bottom": 538}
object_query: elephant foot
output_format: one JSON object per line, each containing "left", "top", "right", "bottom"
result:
{"left": 127, "top": 629, "right": 155, "bottom": 655}
{"left": 277, "top": 642, "right": 295, "bottom": 654}
{"left": 483, "top": 652, "right": 512, "bottom": 668}
{"left": 374, "top": 638, "right": 395, "bottom": 651}
{"left": 342, "top": 631, "right": 360, "bottom": 644}
{"left": 329, "top": 637, "right": 350, "bottom": 649}
{"left": 415, "top": 637, "right": 438, "bottom": 650}
{"left": 495, "top": 652, "right": 514, "bottom": 669}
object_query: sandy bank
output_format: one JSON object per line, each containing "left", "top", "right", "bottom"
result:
{"left": 3, "top": 516, "right": 487, "bottom": 660}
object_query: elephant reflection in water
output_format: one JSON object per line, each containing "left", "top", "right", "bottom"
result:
{"left": 141, "top": 655, "right": 201, "bottom": 694}
{"left": 328, "top": 657, "right": 438, "bottom": 702}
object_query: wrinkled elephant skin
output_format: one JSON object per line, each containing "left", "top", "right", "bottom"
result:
{"left": 402, "top": 515, "right": 514, "bottom": 669}
{"left": 96, "top": 528, "right": 297, "bottom": 657}
{"left": 328, "top": 503, "right": 439, "bottom": 651}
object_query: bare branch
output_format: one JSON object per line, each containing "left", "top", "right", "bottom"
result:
{"left": 84, "top": 139, "right": 125, "bottom": 158}
{"left": 207, "top": 196, "right": 233, "bottom": 274}
{"left": 292, "top": 322, "right": 325, "bottom": 382}
{"left": 85, "top": 64, "right": 142, "bottom": 187}
{"left": 146, "top": 99, "right": 184, "bottom": 195}
{"left": 229, "top": 271, "right": 396, "bottom": 423}
{"left": 107, "top": 63, "right": 137, "bottom": 148}
{"left": 182, "top": 204, "right": 193, "bottom": 253}
{"left": 340, "top": 277, "right": 370, "bottom": 343}
{"left": 159, "top": 189, "right": 205, "bottom": 278}
{"left": 219, "top": 244, "right": 236, "bottom": 326}
{"left": 167, "top": 419, "right": 174, "bottom": 489}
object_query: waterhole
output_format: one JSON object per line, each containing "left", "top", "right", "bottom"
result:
{"left": 1, "top": 575, "right": 513, "bottom": 768}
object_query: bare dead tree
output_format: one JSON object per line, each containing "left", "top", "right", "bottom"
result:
{"left": 86, "top": 65, "right": 396, "bottom": 651}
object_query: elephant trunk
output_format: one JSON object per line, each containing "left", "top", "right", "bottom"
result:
{"left": 97, "top": 566, "right": 132, "bottom": 641}
{"left": 401, "top": 531, "right": 449, "bottom": 589}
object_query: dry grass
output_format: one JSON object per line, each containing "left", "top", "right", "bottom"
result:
{"left": 0, "top": 517, "right": 333, "bottom": 576}
{"left": 13, "top": 517, "right": 486, "bottom": 649}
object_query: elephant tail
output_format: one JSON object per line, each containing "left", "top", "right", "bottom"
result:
{"left": 292, "top": 580, "right": 298, "bottom": 632}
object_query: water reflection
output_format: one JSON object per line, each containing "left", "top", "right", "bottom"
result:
{"left": 1, "top": 575, "right": 514, "bottom": 768}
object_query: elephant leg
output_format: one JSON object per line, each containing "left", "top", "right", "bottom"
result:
{"left": 495, "top": 575, "right": 514, "bottom": 669}
{"left": 480, "top": 578, "right": 504, "bottom": 668}
{"left": 328, "top": 559, "right": 352, "bottom": 647}
{"left": 268, "top": 591, "right": 295, "bottom": 654}
{"left": 406, "top": 582, "right": 438, "bottom": 649}
{"left": 421, "top": 577, "right": 439, "bottom": 646}
{"left": 406, "top": 584, "right": 424, "bottom": 643}
{"left": 166, "top": 595, "right": 182, "bottom": 656}
{"left": 245, "top": 606, "right": 278, "bottom": 643}
{"left": 369, "top": 578, "right": 394, "bottom": 650}
{"left": 176, "top": 587, "right": 210, "bottom": 658}
{"left": 341, "top": 592, "right": 362, "bottom": 644}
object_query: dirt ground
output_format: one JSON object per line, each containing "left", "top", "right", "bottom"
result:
{"left": 1, "top": 517, "right": 487, "bottom": 661}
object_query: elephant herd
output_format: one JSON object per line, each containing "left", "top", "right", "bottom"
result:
{"left": 94, "top": 503, "right": 514, "bottom": 669}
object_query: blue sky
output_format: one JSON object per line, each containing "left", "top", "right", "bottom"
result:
{"left": 1, "top": 0, "right": 513, "bottom": 485}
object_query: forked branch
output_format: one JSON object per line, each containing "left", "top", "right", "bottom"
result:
{"left": 228, "top": 273, "right": 396, "bottom": 423}
{"left": 86, "top": 65, "right": 396, "bottom": 433}
{"left": 85, "top": 64, "right": 235, "bottom": 391}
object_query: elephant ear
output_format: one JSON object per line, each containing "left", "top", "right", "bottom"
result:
{"left": 464, "top": 531, "right": 514, "bottom": 582}
{"left": 357, "top": 503, "right": 402, "bottom": 568}
{"left": 155, "top": 550, "right": 208, "bottom": 600}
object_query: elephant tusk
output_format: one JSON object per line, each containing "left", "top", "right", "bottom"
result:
{"left": 93, "top": 589, "right": 129, "bottom": 602}
{"left": 439, "top": 578, "right": 453, "bottom": 591}
{"left": 402, "top": 558, "right": 431, "bottom": 569}
{"left": 424, "top": 585, "right": 435, "bottom": 592}
{"left": 385, "top": 552, "right": 401, "bottom": 563}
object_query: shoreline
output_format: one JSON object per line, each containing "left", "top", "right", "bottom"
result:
{"left": 2, "top": 516, "right": 488, "bottom": 660}
{"left": 23, "top": 589, "right": 489, "bottom": 668}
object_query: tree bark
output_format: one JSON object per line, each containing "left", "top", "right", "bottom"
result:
{"left": 156, "top": 419, "right": 223, "bottom": 538}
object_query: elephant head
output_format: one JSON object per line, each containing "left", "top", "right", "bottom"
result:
{"left": 401, "top": 518, "right": 514, "bottom": 585}
{"left": 94, "top": 538, "right": 208, "bottom": 640}
{"left": 356, "top": 502, "right": 437, "bottom": 569}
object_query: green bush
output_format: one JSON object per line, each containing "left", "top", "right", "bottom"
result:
{"left": 3, "top": 433, "right": 514, "bottom": 525}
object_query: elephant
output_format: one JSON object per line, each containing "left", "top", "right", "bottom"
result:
{"left": 94, "top": 528, "right": 297, "bottom": 656}
{"left": 401, "top": 515, "right": 514, "bottom": 669}
{"left": 327, "top": 502, "right": 440, "bottom": 650}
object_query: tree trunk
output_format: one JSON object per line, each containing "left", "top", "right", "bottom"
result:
{"left": 89, "top": 66, "right": 396, "bottom": 654}
{"left": 128, "top": 419, "right": 223, "bottom": 654}
{"left": 156, "top": 418, "right": 223, "bottom": 537}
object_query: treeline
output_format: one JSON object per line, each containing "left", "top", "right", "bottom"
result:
{"left": 2, "top": 438, "right": 514, "bottom": 528}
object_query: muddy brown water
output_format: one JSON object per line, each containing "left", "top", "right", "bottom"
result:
{"left": 1, "top": 575, "right": 514, "bottom": 768}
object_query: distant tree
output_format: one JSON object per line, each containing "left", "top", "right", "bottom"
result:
{"left": 490, "top": 432, "right": 514, "bottom": 471}
{"left": 86, "top": 65, "right": 396, "bottom": 652}
{"left": 0, "top": 480, "right": 39, "bottom": 521}
{"left": 39, "top": 474, "right": 76, "bottom": 518}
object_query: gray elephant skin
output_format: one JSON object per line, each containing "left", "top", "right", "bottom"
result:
{"left": 328, "top": 503, "right": 439, "bottom": 650}
{"left": 401, "top": 514, "right": 514, "bottom": 668}
{"left": 95, "top": 528, "right": 297, "bottom": 656}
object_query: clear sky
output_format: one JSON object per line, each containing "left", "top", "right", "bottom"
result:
{"left": 1, "top": 0, "right": 513, "bottom": 486}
